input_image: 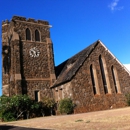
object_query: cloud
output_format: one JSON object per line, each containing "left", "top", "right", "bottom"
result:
{"left": 108, "top": 0, "right": 124, "bottom": 11}
{"left": 124, "top": 64, "right": 130, "bottom": 72}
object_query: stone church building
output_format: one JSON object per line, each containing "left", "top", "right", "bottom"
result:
{"left": 2, "top": 16, "right": 130, "bottom": 113}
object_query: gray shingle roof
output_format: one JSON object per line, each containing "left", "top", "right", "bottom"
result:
{"left": 52, "top": 40, "right": 99, "bottom": 88}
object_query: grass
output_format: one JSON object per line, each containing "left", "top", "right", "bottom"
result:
{"left": 75, "top": 119, "right": 83, "bottom": 122}
{"left": 86, "top": 120, "right": 90, "bottom": 123}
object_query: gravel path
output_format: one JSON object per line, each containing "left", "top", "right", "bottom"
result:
{"left": 0, "top": 107, "right": 130, "bottom": 130}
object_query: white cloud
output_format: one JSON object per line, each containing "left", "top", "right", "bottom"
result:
{"left": 124, "top": 64, "right": 130, "bottom": 72}
{"left": 108, "top": 0, "right": 124, "bottom": 11}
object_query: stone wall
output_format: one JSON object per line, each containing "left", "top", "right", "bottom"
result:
{"left": 22, "top": 42, "right": 50, "bottom": 78}
{"left": 71, "top": 43, "right": 130, "bottom": 113}
{"left": 11, "top": 16, "right": 50, "bottom": 42}
{"left": 53, "top": 82, "right": 73, "bottom": 101}
{"left": 54, "top": 42, "right": 130, "bottom": 114}
{"left": 26, "top": 80, "right": 52, "bottom": 100}
{"left": 2, "top": 16, "right": 56, "bottom": 99}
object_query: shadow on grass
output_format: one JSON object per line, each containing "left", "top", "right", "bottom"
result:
{"left": 0, "top": 125, "right": 52, "bottom": 130}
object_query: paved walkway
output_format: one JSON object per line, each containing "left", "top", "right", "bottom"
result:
{"left": 0, "top": 107, "right": 130, "bottom": 130}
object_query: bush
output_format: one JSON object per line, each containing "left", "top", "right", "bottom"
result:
{"left": 0, "top": 95, "right": 45, "bottom": 122}
{"left": 58, "top": 98, "right": 74, "bottom": 114}
{"left": 42, "top": 97, "right": 55, "bottom": 116}
{"left": 42, "top": 97, "right": 55, "bottom": 108}
{"left": 2, "top": 111, "right": 16, "bottom": 122}
{"left": 125, "top": 93, "right": 130, "bottom": 106}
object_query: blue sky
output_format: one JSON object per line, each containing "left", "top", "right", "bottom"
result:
{"left": 0, "top": 0, "right": 130, "bottom": 95}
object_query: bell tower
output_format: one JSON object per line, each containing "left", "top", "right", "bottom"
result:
{"left": 2, "top": 16, "right": 56, "bottom": 100}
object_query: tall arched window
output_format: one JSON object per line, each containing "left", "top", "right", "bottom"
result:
{"left": 35, "top": 29, "right": 40, "bottom": 41}
{"left": 111, "top": 66, "right": 117, "bottom": 93}
{"left": 111, "top": 65, "right": 121, "bottom": 93}
{"left": 90, "top": 64, "right": 100, "bottom": 95}
{"left": 26, "top": 28, "right": 31, "bottom": 40}
{"left": 90, "top": 64, "right": 96, "bottom": 94}
{"left": 99, "top": 55, "right": 108, "bottom": 94}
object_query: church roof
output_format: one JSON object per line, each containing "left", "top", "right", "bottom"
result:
{"left": 52, "top": 39, "right": 130, "bottom": 88}
{"left": 52, "top": 40, "right": 99, "bottom": 88}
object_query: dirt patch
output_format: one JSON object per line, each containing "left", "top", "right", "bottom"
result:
{"left": 1, "top": 107, "right": 130, "bottom": 130}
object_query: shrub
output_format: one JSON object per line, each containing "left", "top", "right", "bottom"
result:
{"left": 2, "top": 111, "right": 16, "bottom": 122}
{"left": 0, "top": 95, "right": 45, "bottom": 121}
{"left": 58, "top": 98, "right": 74, "bottom": 114}
{"left": 42, "top": 97, "right": 55, "bottom": 108}
{"left": 42, "top": 97, "right": 55, "bottom": 116}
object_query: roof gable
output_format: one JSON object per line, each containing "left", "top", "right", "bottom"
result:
{"left": 99, "top": 40, "right": 130, "bottom": 75}
{"left": 52, "top": 40, "right": 99, "bottom": 87}
{"left": 52, "top": 40, "right": 130, "bottom": 88}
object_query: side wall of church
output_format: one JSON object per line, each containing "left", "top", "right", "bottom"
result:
{"left": 71, "top": 43, "right": 130, "bottom": 113}
{"left": 53, "top": 82, "right": 73, "bottom": 102}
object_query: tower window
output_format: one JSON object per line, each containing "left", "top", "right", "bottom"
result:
{"left": 99, "top": 55, "right": 108, "bottom": 94}
{"left": 26, "top": 28, "right": 31, "bottom": 40}
{"left": 35, "top": 29, "right": 40, "bottom": 41}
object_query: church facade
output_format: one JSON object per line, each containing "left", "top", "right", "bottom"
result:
{"left": 52, "top": 40, "right": 130, "bottom": 113}
{"left": 2, "top": 16, "right": 130, "bottom": 113}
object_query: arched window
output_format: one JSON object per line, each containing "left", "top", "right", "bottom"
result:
{"left": 111, "top": 66, "right": 117, "bottom": 93}
{"left": 111, "top": 65, "right": 121, "bottom": 93}
{"left": 35, "top": 29, "right": 40, "bottom": 41}
{"left": 26, "top": 28, "right": 31, "bottom": 40}
{"left": 90, "top": 64, "right": 100, "bottom": 95}
{"left": 99, "top": 55, "right": 108, "bottom": 94}
{"left": 90, "top": 64, "right": 96, "bottom": 94}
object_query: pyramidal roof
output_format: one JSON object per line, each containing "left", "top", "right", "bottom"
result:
{"left": 52, "top": 40, "right": 130, "bottom": 88}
